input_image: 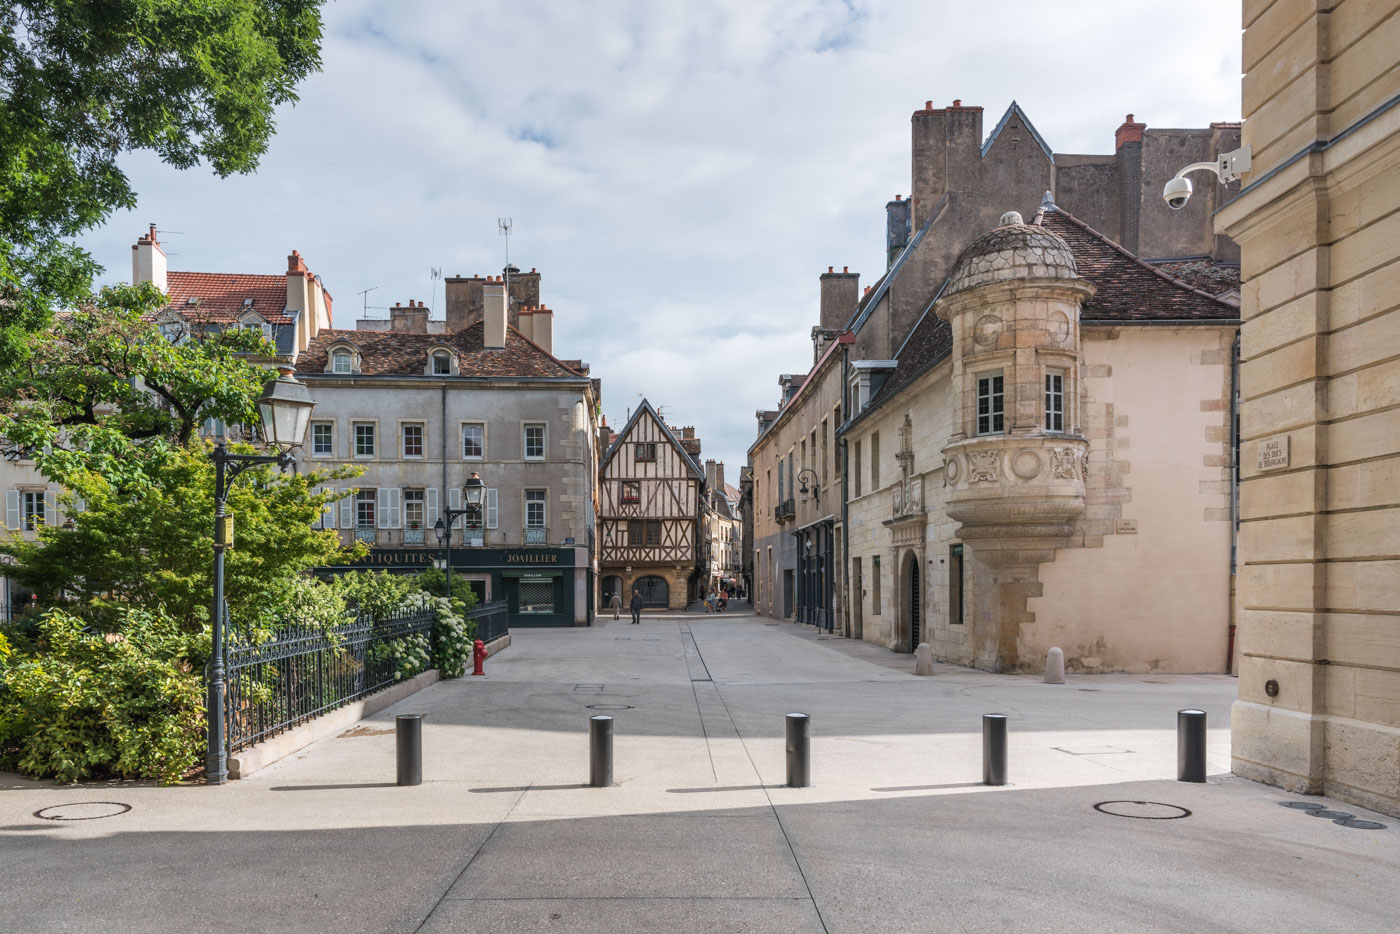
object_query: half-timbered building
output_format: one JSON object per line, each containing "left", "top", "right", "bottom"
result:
{"left": 598, "top": 400, "right": 703, "bottom": 610}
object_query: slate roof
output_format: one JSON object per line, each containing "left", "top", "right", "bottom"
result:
{"left": 297, "top": 321, "right": 587, "bottom": 380}
{"left": 1040, "top": 209, "right": 1238, "bottom": 322}
{"left": 162, "top": 271, "right": 294, "bottom": 325}
{"left": 1144, "top": 258, "right": 1241, "bottom": 298}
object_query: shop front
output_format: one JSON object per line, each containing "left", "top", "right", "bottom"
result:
{"left": 318, "top": 546, "right": 586, "bottom": 627}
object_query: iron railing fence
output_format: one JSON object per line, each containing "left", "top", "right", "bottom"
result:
{"left": 470, "top": 599, "right": 509, "bottom": 644}
{"left": 225, "top": 605, "right": 434, "bottom": 753}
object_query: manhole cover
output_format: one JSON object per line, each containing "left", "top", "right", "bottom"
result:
{"left": 1094, "top": 800, "right": 1191, "bottom": 820}
{"left": 586, "top": 704, "right": 634, "bottom": 711}
{"left": 1279, "top": 801, "right": 1325, "bottom": 810}
{"left": 1310, "top": 810, "right": 1355, "bottom": 820}
{"left": 34, "top": 802, "right": 131, "bottom": 821}
{"left": 1335, "top": 819, "right": 1387, "bottom": 830}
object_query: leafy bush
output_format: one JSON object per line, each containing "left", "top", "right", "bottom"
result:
{"left": 398, "top": 591, "right": 477, "bottom": 679}
{"left": 0, "top": 609, "right": 207, "bottom": 784}
{"left": 336, "top": 570, "right": 415, "bottom": 622}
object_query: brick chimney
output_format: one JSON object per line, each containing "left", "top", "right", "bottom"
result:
{"left": 1115, "top": 113, "right": 1146, "bottom": 149}
{"left": 390, "top": 299, "right": 430, "bottom": 333}
{"left": 131, "top": 224, "right": 167, "bottom": 292}
{"left": 819, "top": 266, "right": 860, "bottom": 332}
{"left": 483, "top": 280, "right": 506, "bottom": 350}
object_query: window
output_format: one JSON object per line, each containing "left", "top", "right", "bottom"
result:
{"left": 853, "top": 440, "right": 862, "bottom": 497}
{"left": 525, "top": 489, "right": 547, "bottom": 529}
{"left": 403, "top": 489, "right": 425, "bottom": 528}
{"left": 402, "top": 423, "right": 424, "bottom": 458}
{"left": 524, "top": 424, "right": 546, "bottom": 460}
{"left": 158, "top": 321, "right": 185, "bottom": 343}
{"left": 628, "top": 520, "right": 660, "bottom": 546}
{"left": 354, "top": 423, "right": 376, "bottom": 457}
{"left": 1045, "top": 369, "right": 1065, "bottom": 432}
{"left": 432, "top": 351, "right": 451, "bottom": 375}
{"left": 871, "top": 432, "right": 880, "bottom": 490}
{"left": 311, "top": 422, "right": 333, "bottom": 457}
{"left": 977, "top": 372, "right": 1005, "bottom": 435}
{"left": 621, "top": 481, "right": 641, "bottom": 504}
{"left": 22, "top": 491, "right": 46, "bottom": 530}
{"left": 518, "top": 579, "right": 555, "bottom": 614}
{"left": 462, "top": 423, "right": 484, "bottom": 459}
{"left": 356, "top": 489, "right": 376, "bottom": 528}
{"left": 821, "top": 420, "right": 828, "bottom": 486}
{"left": 332, "top": 350, "right": 352, "bottom": 374}
{"left": 872, "top": 555, "right": 882, "bottom": 615}
{"left": 635, "top": 442, "right": 656, "bottom": 462}
{"left": 949, "top": 544, "right": 964, "bottom": 625}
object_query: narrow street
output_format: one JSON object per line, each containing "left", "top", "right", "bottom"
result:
{"left": 3, "top": 613, "right": 1395, "bottom": 933}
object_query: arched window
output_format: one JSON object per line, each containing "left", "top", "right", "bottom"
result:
{"left": 332, "top": 350, "right": 352, "bottom": 374}
{"left": 432, "top": 351, "right": 451, "bottom": 375}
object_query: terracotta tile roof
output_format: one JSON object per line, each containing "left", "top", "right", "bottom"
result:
{"left": 297, "top": 321, "right": 587, "bottom": 379}
{"left": 162, "top": 271, "right": 292, "bottom": 325}
{"left": 1040, "top": 209, "right": 1238, "bottom": 321}
{"left": 863, "top": 309, "right": 953, "bottom": 413}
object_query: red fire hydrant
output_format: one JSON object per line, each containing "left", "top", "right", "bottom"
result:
{"left": 472, "top": 639, "right": 487, "bottom": 676}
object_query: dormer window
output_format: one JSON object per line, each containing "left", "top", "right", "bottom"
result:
{"left": 432, "top": 351, "right": 451, "bottom": 375}
{"left": 332, "top": 349, "right": 352, "bottom": 374}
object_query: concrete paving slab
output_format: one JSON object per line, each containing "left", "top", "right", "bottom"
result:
{"left": 419, "top": 897, "right": 825, "bottom": 933}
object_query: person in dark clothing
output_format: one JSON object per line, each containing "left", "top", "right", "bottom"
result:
{"left": 630, "top": 589, "right": 643, "bottom": 625}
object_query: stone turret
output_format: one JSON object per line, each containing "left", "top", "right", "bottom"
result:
{"left": 936, "top": 211, "right": 1095, "bottom": 670}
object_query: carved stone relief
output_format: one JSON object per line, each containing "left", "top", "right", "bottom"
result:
{"left": 968, "top": 451, "right": 999, "bottom": 482}
{"left": 972, "top": 314, "right": 1004, "bottom": 346}
{"left": 945, "top": 457, "right": 960, "bottom": 486}
{"left": 1047, "top": 310, "right": 1070, "bottom": 345}
{"left": 1011, "top": 449, "right": 1042, "bottom": 479}
{"left": 1050, "top": 448, "right": 1079, "bottom": 480}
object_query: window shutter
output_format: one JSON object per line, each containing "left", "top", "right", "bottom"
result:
{"left": 377, "top": 488, "right": 390, "bottom": 528}
{"left": 378, "top": 487, "right": 400, "bottom": 529}
{"left": 486, "top": 488, "right": 499, "bottom": 529}
{"left": 426, "top": 487, "right": 439, "bottom": 526}
{"left": 44, "top": 491, "right": 56, "bottom": 526}
{"left": 391, "top": 487, "right": 402, "bottom": 529}
{"left": 319, "top": 488, "right": 336, "bottom": 529}
{"left": 5, "top": 490, "right": 18, "bottom": 530}
{"left": 340, "top": 490, "right": 354, "bottom": 529}
{"left": 449, "top": 487, "right": 462, "bottom": 529}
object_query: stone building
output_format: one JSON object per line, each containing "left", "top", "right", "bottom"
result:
{"left": 597, "top": 400, "right": 705, "bottom": 610}
{"left": 295, "top": 275, "right": 600, "bottom": 626}
{"left": 1215, "top": 0, "right": 1400, "bottom": 816}
{"left": 701, "top": 460, "right": 743, "bottom": 597}
{"left": 841, "top": 202, "right": 1238, "bottom": 670}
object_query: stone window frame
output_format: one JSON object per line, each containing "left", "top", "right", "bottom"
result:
{"left": 460, "top": 421, "right": 486, "bottom": 460}
{"left": 400, "top": 420, "right": 426, "bottom": 459}
{"left": 524, "top": 488, "right": 548, "bottom": 530}
{"left": 355, "top": 488, "right": 377, "bottom": 528}
{"left": 426, "top": 346, "right": 456, "bottom": 377}
{"left": 352, "top": 420, "right": 378, "bottom": 459}
{"left": 1044, "top": 367, "right": 1066, "bottom": 432}
{"left": 327, "top": 342, "right": 360, "bottom": 375}
{"left": 523, "top": 423, "right": 547, "bottom": 461}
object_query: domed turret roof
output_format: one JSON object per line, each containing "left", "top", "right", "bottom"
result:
{"left": 945, "top": 211, "right": 1079, "bottom": 296}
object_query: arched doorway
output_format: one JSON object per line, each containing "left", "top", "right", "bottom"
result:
{"left": 636, "top": 575, "right": 669, "bottom": 608}
{"left": 902, "top": 551, "right": 920, "bottom": 653}
{"left": 602, "top": 575, "right": 623, "bottom": 606}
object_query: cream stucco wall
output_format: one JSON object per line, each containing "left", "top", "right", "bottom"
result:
{"left": 1029, "top": 326, "right": 1235, "bottom": 673}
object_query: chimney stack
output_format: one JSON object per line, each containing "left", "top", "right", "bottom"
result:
{"left": 483, "top": 282, "right": 506, "bottom": 349}
{"left": 1115, "top": 113, "right": 1146, "bottom": 150}
{"left": 131, "top": 224, "right": 167, "bottom": 292}
{"left": 819, "top": 266, "right": 860, "bottom": 331}
{"left": 390, "top": 299, "right": 430, "bottom": 333}
{"left": 886, "top": 195, "right": 911, "bottom": 268}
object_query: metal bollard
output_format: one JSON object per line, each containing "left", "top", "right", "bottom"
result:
{"left": 396, "top": 714, "right": 423, "bottom": 787}
{"left": 1177, "top": 709, "right": 1207, "bottom": 783}
{"left": 589, "top": 715, "right": 613, "bottom": 787}
{"left": 786, "top": 713, "right": 810, "bottom": 788}
{"left": 982, "top": 714, "right": 1008, "bottom": 786}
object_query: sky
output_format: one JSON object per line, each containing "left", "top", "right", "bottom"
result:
{"left": 79, "top": 0, "right": 1242, "bottom": 478}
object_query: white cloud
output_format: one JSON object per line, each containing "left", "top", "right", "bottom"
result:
{"left": 80, "top": 0, "right": 1241, "bottom": 475}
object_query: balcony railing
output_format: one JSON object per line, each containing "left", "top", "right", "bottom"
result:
{"left": 355, "top": 527, "right": 377, "bottom": 544}
{"left": 403, "top": 527, "right": 426, "bottom": 545}
{"left": 524, "top": 527, "right": 548, "bottom": 545}
{"left": 774, "top": 499, "right": 795, "bottom": 522}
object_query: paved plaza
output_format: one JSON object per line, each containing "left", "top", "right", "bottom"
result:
{"left": 2, "top": 612, "right": 1397, "bottom": 933}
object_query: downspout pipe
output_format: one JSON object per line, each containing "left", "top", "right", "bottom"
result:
{"left": 840, "top": 341, "right": 851, "bottom": 640}
{"left": 441, "top": 383, "right": 448, "bottom": 541}
{"left": 1227, "top": 334, "right": 1240, "bottom": 674}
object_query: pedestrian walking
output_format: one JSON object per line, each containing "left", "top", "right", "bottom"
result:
{"left": 608, "top": 590, "right": 622, "bottom": 620}
{"left": 630, "top": 589, "right": 643, "bottom": 625}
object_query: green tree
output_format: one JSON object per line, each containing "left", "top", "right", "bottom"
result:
{"left": 0, "top": 0, "right": 326, "bottom": 368}
{"left": 0, "top": 442, "right": 365, "bottom": 632}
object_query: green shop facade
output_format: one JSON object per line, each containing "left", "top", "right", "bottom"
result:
{"left": 319, "top": 546, "right": 591, "bottom": 628}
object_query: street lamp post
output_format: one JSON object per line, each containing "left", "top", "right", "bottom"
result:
{"left": 433, "top": 472, "right": 486, "bottom": 599}
{"left": 796, "top": 468, "right": 820, "bottom": 506}
{"left": 207, "top": 367, "right": 315, "bottom": 785}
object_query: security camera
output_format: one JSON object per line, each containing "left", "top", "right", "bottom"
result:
{"left": 1163, "top": 176, "right": 1193, "bottom": 210}
{"left": 1164, "top": 144, "right": 1252, "bottom": 213}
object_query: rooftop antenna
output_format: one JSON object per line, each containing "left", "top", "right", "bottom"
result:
{"left": 357, "top": 286, "right": 379, "bottom": 319}
{"left": 498, "top": 217, "right": 513, "bottom": 309}
{"left": 429, "top": 267, "right": 442, "bottom": 315}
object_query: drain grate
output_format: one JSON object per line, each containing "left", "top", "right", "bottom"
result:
{"left": 34, "top": 802, "right": 131, "bottom": 821}
{"left": 1094, "top": 800, "right": 1191, "bottom": 820}
{"left": 1309, "top": 809, "right": 1355, "bottom": 820}
{"left": 1335, "top": 819, "right": 1387, "bottom": 830}
{"left": 586, "top": 704, "right": 634, "bottom": 711}
{"left": 1278, "top": 801, "right": 1388, "bottom": 830}
{"left": 573, "top": 684, "right": 604, "bottom": 693}
{"left": 1279, "top": 801, "right": 1325, "bottom": 810}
